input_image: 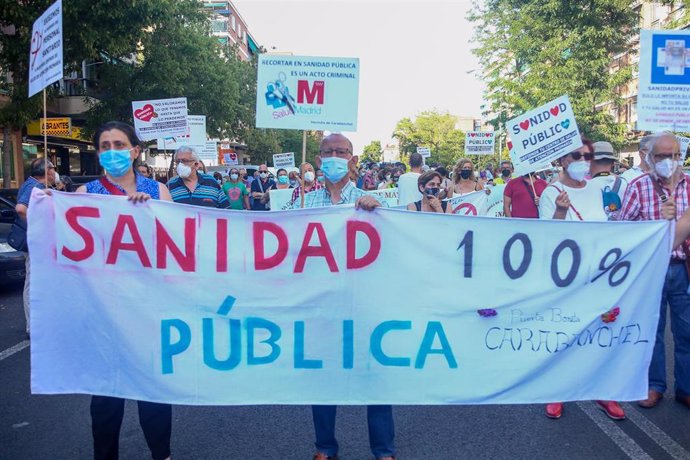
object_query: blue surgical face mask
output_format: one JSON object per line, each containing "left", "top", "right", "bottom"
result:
{"left": 320, "top": 156, "right": 349, "bottom": 183}
{"left": 99, "top": 149, "right": 133, "bottom": 178}
{"left": 278, "top": 175, "right": 289, "bottom": 184}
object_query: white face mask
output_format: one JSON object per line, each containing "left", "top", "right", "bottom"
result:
{"left": 655, "top": 158, "right": 677, "bottom": 178}
{"left": 177, "top": 162, "right": 193, "bottom": 179}
{"left": 260, "top": 172, "right": 268, "bottom": 179}
{"left": 304, "top": 171, "right": 315, "bottom": 182}
{"left": 567, "top": 161, "right": 590, "bottom": 182}
{"left": 230, "top": 173, "right": 239, "bottom": 181}
{"left": 53, "top": 171, "right": 60, "bottom": 184}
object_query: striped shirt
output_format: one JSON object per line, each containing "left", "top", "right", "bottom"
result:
{"left": 293, "top": 180, "right": 386, "bottom": 209}
{"left": 618, "top": 172, "right": 689, "bottom": 259}
{"left": 167, "top": 173, "right": 229, "bottom": 208}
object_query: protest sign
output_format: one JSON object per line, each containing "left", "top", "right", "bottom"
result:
{"left": 273, "top": 152, "right": 296, "bottom": 169}
{"left": 447, "top": 191, "right": 489, "bottom": 215}
{"left": 268, "top": 188, "right": 294, "bottom": 211}
{"left": 416, "top": 147, "right": 431, "bottom": 158}
{"left": 132, "top": 97, "right": 188, "bottom": 141}
{"left": 28, "top": 0, "right": 63, "bottom": 97}
{"left": 157, "top": 115, "right": 207, "bottom": 150}
{"left": 255, "top": 55, "right": 359, "bottom": 130}
{"left": 369, "top": 188, "right": 399, "bottom": 207}
{"left": 30, "top": 191, "right": 669, "bottom": 405}
{"left": 484, "top": 185, "right": 505, "bottom": 217}
{"left": 638, "top": 30, "right": 690, "bottom": 132}
{"left": 465, "top": 132, "right": 495, "bottom": 155}
{"left": 507, "top": 95, "right": 582, "bottom": 175}
{"left": 199, "top": 141, "right": 219, "bottom": 162}
{"left": 678, "top": 136, "right": 690, "bottom": 159}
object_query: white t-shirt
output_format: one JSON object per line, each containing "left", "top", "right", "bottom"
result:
{"left": 539, "top": 180, "right": 607, "bottom": 221}
{"left": 397, "top": 172, "right": 422, "bottom": 205}
{"left": 589, "top": 174, "right": 627, "bottom": 201}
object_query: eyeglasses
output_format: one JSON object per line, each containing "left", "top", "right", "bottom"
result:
{"left": 174, "top": 158, "right": 197, "bottom": 165}
{"left": 569, "top": 151, "right": 594, "bottom": 161}
{"left": 654, "top": 152, "right": 680, "bottom": 160}
{"left": 319, "top": 148, "right": 351, "bottom": 157}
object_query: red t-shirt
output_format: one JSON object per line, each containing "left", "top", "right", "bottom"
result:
{"left": 504, "top": 177, "right": 548, "bottom": 218}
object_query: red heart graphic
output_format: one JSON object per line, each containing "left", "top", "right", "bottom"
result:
{"left": 470, "top": 132, "right": 476, "bottom": 137}
{"left": 519, "top": 120, "right": 530, "bottom": 131}
{"left": 550, "top": 106, "right": 560, "bottom": 116}
{"left": 134, "top": 104, "right": 155, "bottom": 122}
{"left": 507, "top": 140, "right": 513, "bottom": 150}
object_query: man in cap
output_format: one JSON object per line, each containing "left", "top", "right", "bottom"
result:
{"left": 589, "top": 141, "right": 627, "bottom": 220}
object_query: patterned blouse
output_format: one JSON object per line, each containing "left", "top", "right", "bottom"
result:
{"left": 85, "top": 174, "right": 161, "bottom": 199}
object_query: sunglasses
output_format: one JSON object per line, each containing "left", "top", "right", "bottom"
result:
{"left": 568, "top": 151, "right": 594, "bottom": 161}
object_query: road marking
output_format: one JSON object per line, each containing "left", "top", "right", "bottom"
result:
{"left": 621, "top": 403, "right": 690, "bottom": 460}
{"left": 0, "top": 340, "right": 30, "bottom": 361}
{"left": 576, "top": 401, "right": 653, "bottom": 460}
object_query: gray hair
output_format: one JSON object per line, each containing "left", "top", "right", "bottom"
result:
{"left": 174, "top": 146, "right": 200, "bottom": 161}
{"left": 646, "top": 132, "right": 680, "bottom": 178}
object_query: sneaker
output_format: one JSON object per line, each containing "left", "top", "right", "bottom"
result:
{"left": 545, "top": 402, "right": 563, "bottom": 419}
{"left": 638, "top": 390, "right": 663, "bottom": 408}
{"left": 596, "top": 400, "right": 625, "bottom": 420}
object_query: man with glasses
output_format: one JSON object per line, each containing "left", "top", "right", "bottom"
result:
{"left": 292, "top": 134, "right": 393, "bottom": 460}
{"left": 167, "top": 146, "right": 229, "bottom": 208}
{"left": 619, "top": 132, "right": 690, "bottom": 410}
{"left": 250, "top": 163, "right": 275, "bottom": 211}
{"left": 15, "top": 158, "right": 58, "bottom": 338}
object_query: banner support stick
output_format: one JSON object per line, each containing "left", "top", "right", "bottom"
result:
{"left": 43, "top": 88, "right": 49, "bottom": 187}
{"left": 300, "top": 131, "right": 307, "bottom": 208}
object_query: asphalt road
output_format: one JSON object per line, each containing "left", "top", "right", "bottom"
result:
{"left": 1, "top": 283, "right": 689, "bottom": 460}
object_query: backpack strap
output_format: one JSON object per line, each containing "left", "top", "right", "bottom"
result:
{"left": 550, "top": 184, "right": 584, "bottom": 221}
{"left": 414, "top": 200, "right": 422, "bottom": 211}
{"left": 612, "top": 176, "right": 622, "bottom": 194}
{"left": 99, "top": 177, "right": 127, "bottom": 196}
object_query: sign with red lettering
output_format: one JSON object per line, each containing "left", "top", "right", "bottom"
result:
{"left": 255, "top": 55, "right": 359, "bottom": 131}
{"left": 28, "top": 190, "right": 668, "bottom": 405}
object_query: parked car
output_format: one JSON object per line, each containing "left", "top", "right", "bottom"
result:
{"left": 0, "top": 192, "right": 27, "bottom": 286}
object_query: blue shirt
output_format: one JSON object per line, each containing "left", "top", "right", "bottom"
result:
{"left": 293, "top": 180, "right": 386, "bottom": 209}
{"left": 167, "top": 173, "right": 229, "bottom": 208}
{"left": 17, "top": 176, "right": 46, "bottom": 207}
{"left": 86, "top": 174, "right": 160, "bottom": 199}
{"left": 250, "top": 178, "right": 276, "bottom": 211}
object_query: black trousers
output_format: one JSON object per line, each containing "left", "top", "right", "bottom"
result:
{"left": 90, "top": 395, "right": 171, "bottom": 460}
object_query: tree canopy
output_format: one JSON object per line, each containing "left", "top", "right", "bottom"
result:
{"left": 393, "top": 110, "right": 466, "bottom": 167}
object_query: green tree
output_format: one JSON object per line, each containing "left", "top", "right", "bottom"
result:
{"left": 468, "top": 0, "right": 637, "bottom": 149}
{"left": 361, "top": 140, "right": 382, "bottom": 163}
{"left": 392, "top": 110, "right": 466, "bottom": 167}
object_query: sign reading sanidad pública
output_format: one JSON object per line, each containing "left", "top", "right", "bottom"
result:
{"left": 506, "top": 95, "right": 582, "bottom": 176}
{"left": 255, "top": 55, "right": 360, "bottom": 131}
{"left": 638, "top": 29, "right": 690, "bottom": 132}
{"left": 465, "top": 132, "right": 495, "bottom": 155}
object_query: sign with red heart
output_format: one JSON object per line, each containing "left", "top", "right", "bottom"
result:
{"left": 465, "top": 131, "right": 495, "bottom": 155}
{"left": 131, "top": 97, "right": 188, "bottom": 141}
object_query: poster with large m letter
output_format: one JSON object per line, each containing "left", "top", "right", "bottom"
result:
{"left": 255, "top": 55, "right": 359, "bottom": 131}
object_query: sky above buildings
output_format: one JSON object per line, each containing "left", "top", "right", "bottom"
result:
{"left": 234, "top": 0, "right": 486, "bottom": 152}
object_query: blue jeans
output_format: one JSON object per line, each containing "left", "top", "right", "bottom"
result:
{"left": 312, "top": 405, "right": 395, "bottom": 458}
{"left": 649, "top": 263, "right": 690, "bottom": 396}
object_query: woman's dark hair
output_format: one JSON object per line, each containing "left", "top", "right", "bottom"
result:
{"left": 418, "top": 170, "right": 442, "bottom": 189}
{"left": 436, "top": 166, "right": 448, "bottom": 178}
{"left": 93, "top": 121, "right": 141, "bottom": 150}
{"left": 277, "top": 168, "right": 287, "bottom": 175}
{"left": 61, "top": 175, "right": 74, "bottom": 192}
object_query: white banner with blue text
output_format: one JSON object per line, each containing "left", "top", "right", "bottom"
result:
{"left": 29, "top": 191, "right": 671, "bottom": 405}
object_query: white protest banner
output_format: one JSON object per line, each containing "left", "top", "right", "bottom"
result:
{"left": 465, "top": 132, "right": 495, "bottom": 155}
{"left": 447, "top": 190, "right": 489, "bottom": 215}
{"left": 678, "top": 136, "right": 690, "bottom": 159}
{"left": 273, "top": 152, "right": 296, "bottom": 169}
{"left": 29, "top": 191, "right": 670, "bottom": 405}
{"left": 416, "top": 147, "right": 431, "bottom": 158}
{"left": 507, "top": 95, "right": 582, "bottom": 176}
{"left": 199, "top": 141, "right": 219, "bottom": 162}
{"left": 369, "top": 188, "right": 399, "bottom": 207}
{"left": 268, "top": 188, "right": 294, "bottom": 211}
{"left": 157, "top": 115, "right": 207, "bottom": 150}
{"left": 28, "top": 0, "right": 63, "bottom": 97}
{"left": 484, "top": 184, "right": 505, "bottom": 217}
{"left": 132, "top": 97, "right": 188, "bottom": 141}
{"left": 638, "top": 30, "right": 690, "bottom": 132}
{"left": 256, "top": 55, "right": 359, "bottom": 130}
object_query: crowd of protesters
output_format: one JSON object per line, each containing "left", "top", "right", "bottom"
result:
{"left": 12, "top": 119, "right": 690, "bottom": 460}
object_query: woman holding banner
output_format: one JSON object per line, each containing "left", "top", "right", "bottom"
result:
{"left": 76, "top": 121, "right": 173, "bottom": 460}
{"left": 539, "top": 137, "right": 624, "bottom": 421}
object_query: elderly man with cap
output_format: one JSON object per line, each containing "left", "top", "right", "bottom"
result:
{"left": 589, "top": 141, "right": 627, "bottom": 220}
{"left": 292, "top": 133, "right": 394, "bottom": 460}
{"left": 619, "top": 132, "right": 690, "bottom": 410}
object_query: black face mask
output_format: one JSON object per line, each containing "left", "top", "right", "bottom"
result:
{"left": 460, "top": 170, "right": 472, "bottom": 180}
{"left": 424, "top": 187, "right": 440, "bottom": 197}
{"left": 502, "top": 169, "right": 511, "bottom": 177}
